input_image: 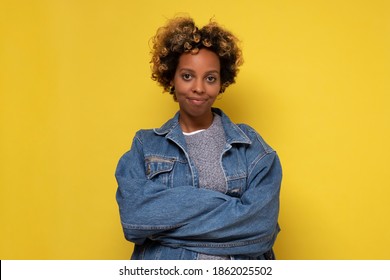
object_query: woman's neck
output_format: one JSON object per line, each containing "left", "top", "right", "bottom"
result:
{"left": 179, "top": 112, "right": 214, "bottom": 133}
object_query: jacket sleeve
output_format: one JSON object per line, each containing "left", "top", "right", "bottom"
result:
{"left": 115, "top": 132, "right": 230, "bottom": 244}
{"left": 154, "top": 146, "right": 282, "bottom": 257}
{"left": 115, "top": 131, "right": 282, "bottom": 256}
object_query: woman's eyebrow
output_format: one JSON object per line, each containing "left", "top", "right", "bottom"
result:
{"left": 178, "top": 68, "right": 220, "bottom": 74}
{"left": 178, "top": 68, "right": 195, "bottom": 72}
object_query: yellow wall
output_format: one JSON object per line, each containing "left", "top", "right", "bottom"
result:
{"left": 1, "top": 0, "right": 389, "bottom": 259}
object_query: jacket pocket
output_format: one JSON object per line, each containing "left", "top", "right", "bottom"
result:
{"left": 145, "top": 156, "right": 175, "bottom": 185}
{"left": 226, "top": 172, "right": 247, "bottom": 197}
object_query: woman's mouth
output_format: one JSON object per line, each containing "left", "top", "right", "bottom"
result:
{"left": 188, "top": 98, "right": 207, "bottom": 105}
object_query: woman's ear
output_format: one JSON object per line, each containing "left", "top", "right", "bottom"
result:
{"left": 169, "top": 81, "right": 177, "bottom": 101}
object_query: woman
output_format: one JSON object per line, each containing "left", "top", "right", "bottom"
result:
{"left": 115, "top": 17, "right": 282, "bottom": 260}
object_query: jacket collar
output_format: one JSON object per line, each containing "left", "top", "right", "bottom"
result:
{"left": 154, "top": 108, "right": 252, "bottom": 145}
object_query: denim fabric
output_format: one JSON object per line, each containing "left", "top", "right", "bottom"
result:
{"left": 115, "top": 108, "right": 282, "bottom": 260}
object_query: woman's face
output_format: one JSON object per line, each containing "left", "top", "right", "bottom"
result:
{"left": 172, "top": 48, "right": 221, "bottom": 129}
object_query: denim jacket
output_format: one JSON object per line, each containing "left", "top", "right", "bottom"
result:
{"left": 115, "top": 108, "right": 282, "bottom": 260}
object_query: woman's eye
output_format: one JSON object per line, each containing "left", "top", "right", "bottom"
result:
{"left": 206, "top": 76, "right": 217, "bottom": 83}
{"left": 182, "top": 73, "right": 192, "bottom": 80}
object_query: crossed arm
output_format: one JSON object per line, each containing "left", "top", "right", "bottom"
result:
{"left": 115, "top": 135, "right": 282, "bottom": 256}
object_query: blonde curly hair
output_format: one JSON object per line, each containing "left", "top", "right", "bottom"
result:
{"left": 150, "top": 17, "right": 243, "bottom": 96}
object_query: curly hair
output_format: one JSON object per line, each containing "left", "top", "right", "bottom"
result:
{"left": 150, "top": 17, "right": 243, "bottom": 95}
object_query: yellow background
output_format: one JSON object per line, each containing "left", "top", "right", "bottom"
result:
{"left": 1, "top": 0, "right": 389, "bottom": 259}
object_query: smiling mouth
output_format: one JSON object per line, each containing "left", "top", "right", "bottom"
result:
{"left": 188, "top": 98, "right": 207, "bottom": 105}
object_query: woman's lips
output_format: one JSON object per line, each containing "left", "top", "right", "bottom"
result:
{"left": 188, "top": 98, "right": 207, "bottom": 105}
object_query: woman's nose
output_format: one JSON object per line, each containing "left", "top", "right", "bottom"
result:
{"left": 192, "top": 79, "right": 205, "bottom": 94}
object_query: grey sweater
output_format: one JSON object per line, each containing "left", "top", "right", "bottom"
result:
{"left": 184, "top": 114, "right": 230, "bottom": 260}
